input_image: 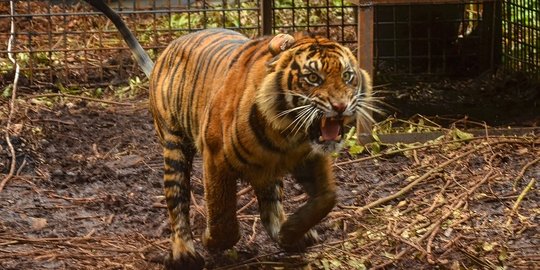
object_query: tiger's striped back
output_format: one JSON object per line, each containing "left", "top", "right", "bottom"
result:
{"left": 149, "top": 29, "right": 251, "bottom": 144}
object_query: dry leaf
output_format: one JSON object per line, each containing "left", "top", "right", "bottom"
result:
{"left": 30, "top": 217, "right": 47, "bottom": 230}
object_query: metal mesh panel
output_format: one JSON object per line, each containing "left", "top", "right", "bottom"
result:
{"left": 271, "top": 0, "right": 358, "bottom": 48}
{"left": 0, "top": 0, "right": 261, "bottom": 88}
{"left": 502, "top": 0, "right": 539, "bottom": 80}
{"left": 373, "top": 1, "right": 499, "bottom": 79}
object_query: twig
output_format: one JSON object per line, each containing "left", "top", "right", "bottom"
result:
{"left": 247, "top": 217, "right": 258, "bottom": 244}
{"left": 15, "top": 157, "right": 27, "bottom": 176}
{"left": 237, "top": 186, "right": 252, "bottom": 196}
{"left": 25, "top": 93, "right": 135, "bottom": 106}
{"left": 425, "top": 170, "right": 494, "bottom": 263}
{"left": 0, "top": 0, "right": 20, "bottom": 192}
{"left": 29, "top": 118, "right": 75, "bottom": 125}
{"left": 506, "top": 178, "right": 536, "bottom": 226}
{"left": 423, "top": 179, "right": 451, "bottom": 215}
{"left": 512, "top": 157, "right": 540, "bottom": 190}
{"left": 190, "top": 191, "right": 206, "bottom": 218}
{"left": 371, "top": 248, "right": 411, "bottom": 270}
{"left": 335, "top": 136, "right": 536, "bottom": 167}
{"left": 389, "top": 232, "right": 428, "bottom": 256}
{"left": 354, "top": 145, "right": 485, "bottom": 214}
{"left": 237, "top": 197, "right": 256, "bottom": 214}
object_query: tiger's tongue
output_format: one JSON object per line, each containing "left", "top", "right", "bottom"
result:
{"left": 321, "top": 118, "right": 341, "bottom": 141}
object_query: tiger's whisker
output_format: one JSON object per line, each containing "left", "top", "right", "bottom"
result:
{"left": 272, "top": 104, "right": 311, "bottom": 121}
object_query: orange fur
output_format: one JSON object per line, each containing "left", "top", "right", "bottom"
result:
{"left": 147, "top": 29, "right": 373, "bottom": 269}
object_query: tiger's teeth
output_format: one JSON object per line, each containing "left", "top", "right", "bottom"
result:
{"left": 319, "top": 136, "right": 324, "bottom": 142}
{"left": 336, "top": 135, "right": 342, "bottom": 141}
{"left": 321, "top": 117, "right": 327, "bottom": 128}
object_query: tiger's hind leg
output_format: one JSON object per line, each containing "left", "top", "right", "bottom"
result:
{"left": 201, "top": 152, "right": 240, "bottom": 251}
{"left": 161, "top": 133, "right": 204, "bottom": 270}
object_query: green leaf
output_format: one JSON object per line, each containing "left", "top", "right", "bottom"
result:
{"left": 348, "top": 144, "right": 365, "bottom": 155}
{"left": 370, "top": 142, "right": 381, "bottom": 154}
{"left": 2, "top": 84, "right": 12, "bottom": 97}
{"left": 454, "top": 128, "right": 474, "bottom": 140}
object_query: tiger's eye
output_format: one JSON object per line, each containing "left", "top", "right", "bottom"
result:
{"left": 305, "top": 73, "right": 321, "bottom": 86}
{"left": 342, "top": 71, "right": 354, "bottom": 84}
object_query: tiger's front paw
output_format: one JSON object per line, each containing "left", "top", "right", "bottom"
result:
{"left": 202, "top": 227, "right": 240, "bottom": 252}
{"left": 278, "top": 229, "right": 319, "bottom": 252}
{"left": 164, "top": 251, "right": 205, "bottom": 270}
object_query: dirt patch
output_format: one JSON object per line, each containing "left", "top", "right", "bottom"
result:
{"left": 1, "top": 94, "right": 539, "bottom": 269}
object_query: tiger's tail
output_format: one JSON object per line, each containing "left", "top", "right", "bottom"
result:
{"left": 84, "top": 0, "right": 154, "bottom": 77}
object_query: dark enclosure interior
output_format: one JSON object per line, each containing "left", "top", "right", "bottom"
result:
{"left": 374, "top": 2, "right": 500, "bottom": 78}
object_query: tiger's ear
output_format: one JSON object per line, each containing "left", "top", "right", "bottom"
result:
{"left": 267, "top": 34, "right": 295, "bottom": 71}
{"left": 268, "top": 33, "right": 295, "bottom": 56}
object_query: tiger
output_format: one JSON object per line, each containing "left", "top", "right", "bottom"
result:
{"left": 85, "top": 1, "right": 375, "bottom": 269}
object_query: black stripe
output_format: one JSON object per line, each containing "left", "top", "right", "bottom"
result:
{"left": 171, "top": 30, "right": 225, "bottom": 130}
{"left": 234, "top": 121, "right": 252, "bottom": 157}
{"left": 230, "top": 135, "right": 250, "bottom": 166}
{"left": 292, "top": 95, "right": 299, "bottom": 107}
{"left": 193, "top": 43, "right": 240, "bottom": 130}
{"left": 153, "top": 41, "right": 179, "bottom": 112}
{"left": 163, "top": 180, "right": 182, "bottom": 189}
{"left": 287, "top": 73, "right": 294, "bottom": 92}
{"left": 275, "top": 71, "right": 288, "bottom": 113}
{"left": 249, "top": 104, "right": 283, "bottom": 153}
{"left": 227, "top": 40, "right": 263, "bottom": 69}
{"left": 164, "top": 157, "right": 186, "bottom": 172}
{"left": 165, "top": 186, "right": 190, "bottom": 208}
{"left": 163, "top": 139, "right": 183, "bottom": 150}
{"left": 245, "top": 46, "right": 270, "bottom": 72}
{"left": 290, "top": 60, "right": 300, "bottom": 71}
{"left": 306, "top": 50, "right": 318, "bottom": 59}
{"left": 187, "top": 37, "right": 243, "bottom": 136}
{"left": 223, "top": 151, "right": 239, "bottom": 173}
{"left": 175, "top": 34, "right": 217, "bottom": 132}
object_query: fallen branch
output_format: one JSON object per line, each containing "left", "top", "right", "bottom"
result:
{"left": 24, "top": 93, "right": 135, "bottom": 106}
{"left": 0, "top": 0, "right": 21, "bottom": 192}
{"left": 513, "top": 157, "right": 540, "bottom": 190}
{"left": 506, "top": 177, "right": 536, "bottom": 226}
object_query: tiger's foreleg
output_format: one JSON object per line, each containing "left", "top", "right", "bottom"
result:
{"left": 161, "top": 135, "right": 204, "bottom": 270}
{"left": 278, "top": 155, "right": 336, "bottom": 251}
{"left": 252, "top": 179, "right": 286, "bottom": 241}
{"left": 201, "top": 153, "right": 241, "bottom": 251}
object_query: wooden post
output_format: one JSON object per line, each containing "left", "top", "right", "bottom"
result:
{"left": 357, "top": 1, "right": 375, "bottom": 143}
{"left": 357, "top": 1, "right": 374, "bottom": 78}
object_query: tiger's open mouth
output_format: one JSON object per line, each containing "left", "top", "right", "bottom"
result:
{"left": 311, "top": 116, "right": 345, "bottom": 144}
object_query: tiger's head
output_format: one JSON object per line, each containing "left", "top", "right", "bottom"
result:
{"left": 258, "top": 33, "right": 374, "bottom": 154}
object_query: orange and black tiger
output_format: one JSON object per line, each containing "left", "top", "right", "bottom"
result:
{"left": 85, "top": 1, "right": 376, "bottom": 269}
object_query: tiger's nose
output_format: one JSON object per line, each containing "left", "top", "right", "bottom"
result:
{"left": 331, "top": 102, "right": 347, "bottom": 113}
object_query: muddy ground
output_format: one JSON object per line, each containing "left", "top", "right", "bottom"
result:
{"left": 1, "top": 80, "right": 539, "bottom": 269}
